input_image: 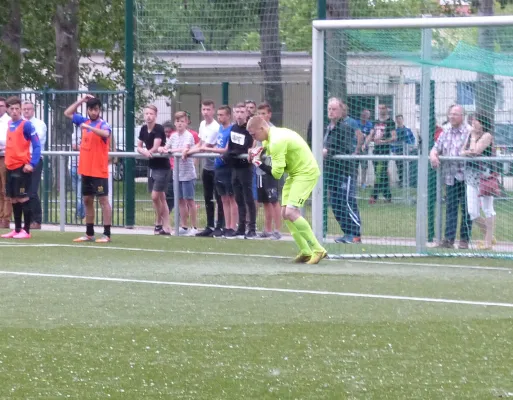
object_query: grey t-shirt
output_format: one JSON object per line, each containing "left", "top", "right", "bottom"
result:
{"left": 167, "top": 131, "right": 197, "bottom": 181}
{"left": 199, "top": 119, "right": 220, "bottom": 171}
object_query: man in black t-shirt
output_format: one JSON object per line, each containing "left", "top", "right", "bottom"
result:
{"left": 366, "top": 104, "right": 396, "bottom": 203}
{"left": 226, "top": 102, "right": 256, "bottom": 239}
{"left": 137, "top": 105, "right": 171, "bottom": 235}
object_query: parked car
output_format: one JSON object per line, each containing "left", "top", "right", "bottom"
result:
{"left": 111, "top": 127, "right": 149, "bottom": 181}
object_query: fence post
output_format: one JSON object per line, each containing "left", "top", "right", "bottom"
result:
{"left": 415, "top": 26, "right": 432, "bottom": 253}
{"left": 435, "top": 166, "right": 442, "bottom": 244}
{"left": 222, "top": 82, "right": 229, "bottom": 105}
{"left": 173, "top": 156, "right": 180, "bottom": 235}
{"left": 43, "top": 86, "right": 50, "bottom": 224}
{"left": 59, "top": 155, "right": 66, "bottom": 232}
{"left": 124, "top": 0, "right": 136, "bottom": 228}
{"left": 311, "top": 26, "right": 325, "bottom": 242}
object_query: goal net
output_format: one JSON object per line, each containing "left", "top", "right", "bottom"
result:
{"left": 312, "top": 17, "right": 513, "bottom": 259}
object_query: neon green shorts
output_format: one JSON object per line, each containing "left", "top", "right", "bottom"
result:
{"left": 281, "top": 176, "right": 318, "bottom": 208}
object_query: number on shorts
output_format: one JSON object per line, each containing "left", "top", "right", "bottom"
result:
{"left": 298, "top": 198, "right": 305, "bottom": 206}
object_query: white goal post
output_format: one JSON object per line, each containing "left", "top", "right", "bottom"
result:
{"left": 311, "top": 15, "right": 513, "bottom": 255}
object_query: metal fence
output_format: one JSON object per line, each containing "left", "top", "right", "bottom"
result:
{"left": 6, "top": 150, "right": 508, "bottom": 258}
{"left": 0, "top": 89, "right": 131, "bottom": 226}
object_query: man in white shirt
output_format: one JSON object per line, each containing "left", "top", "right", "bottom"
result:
{"left": 188, "top": 99, "right": 224, "bottom": 237}
{"left": 0, "top": 97, "right": 12, "bottom": 229}
{"left": 22, "top": 101, "right": 47, "bottom": 230}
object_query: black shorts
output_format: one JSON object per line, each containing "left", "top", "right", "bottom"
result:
{"left": 82, "top": 175, "right": 109, "bottom": 197}
{"left": 148, "top": 168, "right": 170, "bottom": 193}
{"left": 256, "top": 173, "right": 279, "bottom": 203}
{"left": 215, "top": 167, "right": 233, "bottom": 196}
{"left": 6, "top": 167, "right": 32, "bottom": 199}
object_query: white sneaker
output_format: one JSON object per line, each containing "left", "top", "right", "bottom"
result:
{"left": 178, "top": 227, "right": 188, "bottom": 236}
{"left": 188, "top": 228, "right": 198, "bottom": 236}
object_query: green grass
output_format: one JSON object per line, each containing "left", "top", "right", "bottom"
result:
{"left": 0, "top": 233, "right": 512, "bottom": 398}
{"left": 45, "top": 180, "right": 513, "bottom": 243}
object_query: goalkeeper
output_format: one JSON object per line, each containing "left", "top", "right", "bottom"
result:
{"left": 247, "top": 116, "right": 327, "bottom": 264}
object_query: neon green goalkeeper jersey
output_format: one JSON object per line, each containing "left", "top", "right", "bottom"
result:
{"left": 263, "top": 127, "right": 320, "bottom": 180}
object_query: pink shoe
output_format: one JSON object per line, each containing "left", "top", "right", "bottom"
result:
{"left": 1, "top": 230, "right": 18, "bottom": 239}
{"left": 13, "top": 229, "right": 31, "bottom": 239}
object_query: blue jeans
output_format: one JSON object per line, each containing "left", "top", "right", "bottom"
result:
{"left": 70, "top": 166, "right": 85, "bottom": 219}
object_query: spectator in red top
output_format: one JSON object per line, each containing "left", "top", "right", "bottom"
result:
{"left": 186, "top": 113, "right": 200, "bottom": 144}
{"left": 434, "top": 125, "right": 443, "bottom": 142}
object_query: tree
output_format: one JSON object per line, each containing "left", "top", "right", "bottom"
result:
{"left": 0, "top": 0, "right": 22, "bottom": 89}
{"left": 53, "top": 0, "right": 80, "bottom": 146}
{"left": 259, "top": 0, "right": 283, "bottom": 125}
{"left": 326, "top": 0, "right": 350, "bottom": 101}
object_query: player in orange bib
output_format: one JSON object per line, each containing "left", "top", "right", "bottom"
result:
{"left": 64, "top": 95, "right": 112, "bottom": 243}
{"left": 1, "top": 97, "right": 41, "bottom": 239}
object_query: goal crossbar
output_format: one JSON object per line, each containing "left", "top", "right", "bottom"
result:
{"left": 312, "top": 15, "right": 513, "bottom": 31}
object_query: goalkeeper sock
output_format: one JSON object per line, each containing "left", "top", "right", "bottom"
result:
{"left": 292, "top": 217, "right": 325, "bottom": 253}
{"left": 285, "top": 220, "right": 312, "bottom": 256}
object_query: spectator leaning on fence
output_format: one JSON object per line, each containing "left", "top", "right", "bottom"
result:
{"left": 460, "top": 113, "right": 496, "bottom": 250}
{"left": 64, "top": 95, "right": 113, "bottom": 243}
{"left": 0, "top": 96, "right": 12, "bottom": 229}
{"left": 21, "top": 101, "right": 47, "bottom": 230}
{"left": 226, "top": 103, "right": 257, "bottom": 239}
{"left": 208, "top": 105, "right": 238, "bottom": 238}
{"left": 188, "top": 99, "right": 224, "bottom": 238}
{"left": 323, "top": 97, "right": 362, "bottom": 244}
{"left": 0, "top": 96, "right": 40, "bottom": 240}
{"left": 392, "top": 114, "right": 415, "bottom": 187}
{"left": 163, "top": 121, "right": 175, "bottom": 216}
{"left": 357, "top": 109, "right": 373, "bottom": 189}
{"left": 160, "top": 111, "right": 198, "bottom": 236}
{"left": 137, "top": 105, "right": 171, "bottom": 236}
{"left": 367, "top": 104, "right": 397, "bottom": 204}
{"left": 429, "top": 104, "right": 472, "bottom": 250}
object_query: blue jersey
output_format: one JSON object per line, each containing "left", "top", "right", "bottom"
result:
{"left": 214, "top": 124, "right": 233, "bottom": 168}
{"left": 357, "top": 120, "right": 373, "bottom": 136}
{"left": 392, "top": 126, "right": 415, "bottom": 153}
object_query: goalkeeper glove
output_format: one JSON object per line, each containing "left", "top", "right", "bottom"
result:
{"left": 248, "top": 146, "right": 264, "bottom": 167}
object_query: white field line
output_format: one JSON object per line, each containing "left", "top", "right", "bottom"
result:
{"left": 0, "top": 242, "right": 511, "bottom": 272}
{"left": 0, "top": 243, "right": 290, "bottom": 259}
{"left": 353, "top": 259, "right": 513, "bottom": 272}
{"left": 0, "top": 270, "right": 512, "bottom": 309}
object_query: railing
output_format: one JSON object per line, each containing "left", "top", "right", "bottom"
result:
{"left": 1, "top": 150, "right": 511, "bottom": 257}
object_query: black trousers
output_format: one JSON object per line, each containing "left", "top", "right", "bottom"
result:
{"left": 445, "top": 180, "right": 472, "bottom": 242}
{"left": 232, "top": 167, "right": 256, "bottom": 232}
{"left": 29, "top": 158, "right": 43, "bottom": 224}
{"left": 202, "top": 168, "right": 224, "bottom": 229}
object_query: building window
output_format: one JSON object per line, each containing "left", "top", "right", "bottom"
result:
{"left": 456, "top": 81, "right": 503, "bottom": 109}
{"left": 456, "top": 81, "right": 475, "bottom": 106}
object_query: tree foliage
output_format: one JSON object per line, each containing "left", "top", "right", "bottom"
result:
{"left": 0, "top": 0, "right": 177, "bottom": 110}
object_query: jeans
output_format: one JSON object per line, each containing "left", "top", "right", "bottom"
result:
{"left": 29, "top": 158, "right": 43, "bottom": 224}
{"left": 445, "top": 180, "right": 472, "bottom": 242}
{"left": 70, "top": 165, "right": 85, "bottom": 219}
{"left": 202, "top": 168, "right": 224, "bottom": 229}
{"left": 232, "top": 167, "right": 256, "bottom": 232}
{"left": 327, "top": 174, "right": 361, "bottom": 236}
